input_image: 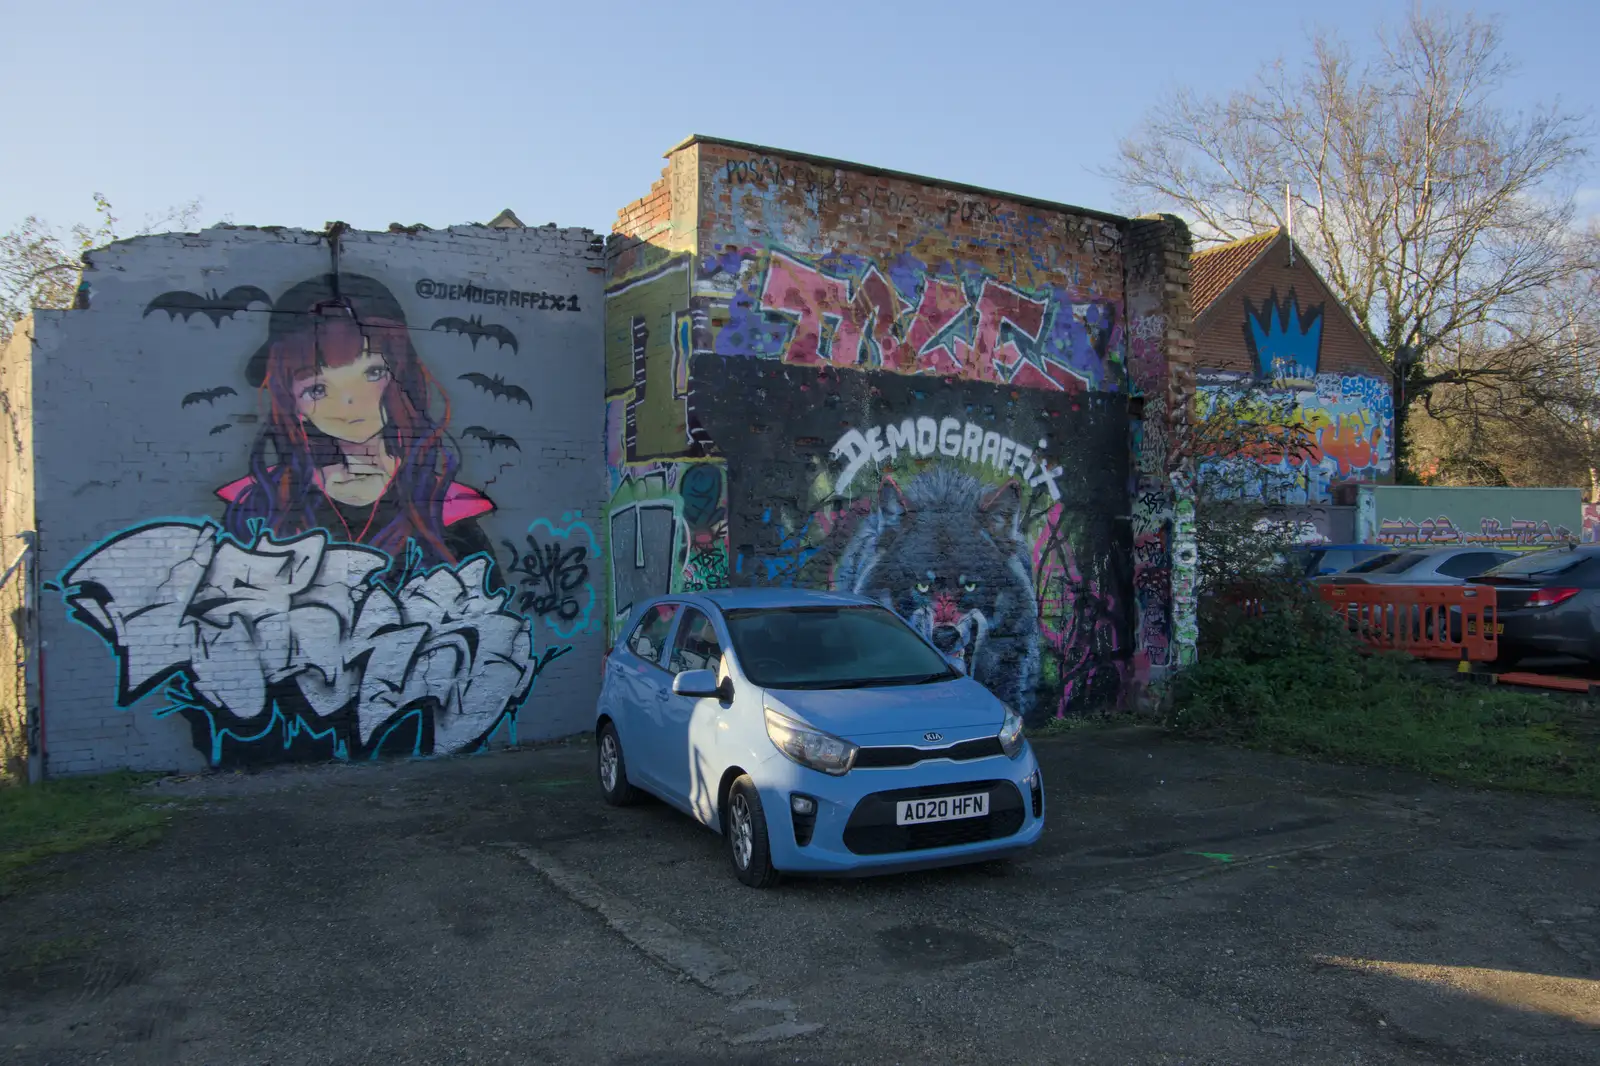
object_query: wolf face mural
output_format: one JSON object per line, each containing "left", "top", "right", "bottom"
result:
{"left": 835, "top": 470, "right": 1039, "bottom": 714}
{"left": 57, "top": 267, "right": 586, "bottom": 766}
{"left": 691, "top": 356, "right": 1131, "bottom": 724}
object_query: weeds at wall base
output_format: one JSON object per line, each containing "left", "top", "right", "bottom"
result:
{"left": 0, "top": 771, "right": 175, "bottom": 898}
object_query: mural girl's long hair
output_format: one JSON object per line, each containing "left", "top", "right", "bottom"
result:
{"left": 222, "top": 274, "right": 459, "bottom": 564}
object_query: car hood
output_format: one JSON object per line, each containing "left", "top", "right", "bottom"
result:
{"left": 762, "top": 677, "right": 1005, "bottom": 741}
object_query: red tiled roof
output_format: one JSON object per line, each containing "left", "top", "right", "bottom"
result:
{"left": 1190, "top": 230, "right": 1281, "bottom": 316}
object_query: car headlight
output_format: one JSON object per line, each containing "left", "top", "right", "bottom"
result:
{"left": 998, "top": 705, "right": 1025, "bottom": 759}
{"left": 764, "top": 708, "right": 859, "bottom": 775}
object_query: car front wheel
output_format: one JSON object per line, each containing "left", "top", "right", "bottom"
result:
{"left": 725, "top": 776, "right": 779, "bottom": 888}
{"left": 597, "top": 722, "right": 639, "bottom": 806}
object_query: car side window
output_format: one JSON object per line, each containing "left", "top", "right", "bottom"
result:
{"left": 668, "top": 609, "right": 724, "bottom": 676}
{"left": 626, "top": 604, "right": 679, "bottom": 668}
{"left": 1437, "top": 552, "right": 1505, "bottom": 579}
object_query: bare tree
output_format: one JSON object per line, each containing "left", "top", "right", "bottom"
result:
{"left": 1110, "top": 8, "right": 1594, "bottom": 480}
{"left": 1, "top": 194, "right": 203, "bottom": 347}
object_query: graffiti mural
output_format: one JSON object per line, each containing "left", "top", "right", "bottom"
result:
{"left": 59, "top": 269, "right": 586, "bottom": 766}
{"left": 1244, "top": 287, "right": 1323, "bottom": 383}
{"left": 1375, "top": 516, "right": 1575, "bottom": 548}
{"left": 709, "top": 247, "right": 1120, "bottom": 393}
{"left": 504, "top": 516, "right": 598, "bottom": 636}
{"left": 692, "top": 356, "right": 1130, "bottom": 724}
{"left": 604, "top": 437, "right": 730, "bottom": 638}
{"left": 1195, "top": 370, "right": 1393, "bottom": 505}
{"left": 61, "top": 521, "right": 564, "bottom": 764}
{"left": 1584, "top": 504, "right": 1600, "bottom": 544}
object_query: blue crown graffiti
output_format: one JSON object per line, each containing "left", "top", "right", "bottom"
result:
{"left": 1243, "top": 288, "right": 1324, "bottom": 383}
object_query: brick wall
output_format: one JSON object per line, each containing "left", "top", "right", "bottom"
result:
{"left": 32, "top": 224, "right": 607, "bottom": 774}
{"left": 1125, "top": 216, "right": 1197, "bottom": 691}
{"left": 604, "top": 137, "right": 1172, "bottom": 721}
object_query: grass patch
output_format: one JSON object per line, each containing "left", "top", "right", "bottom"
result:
{"left": 1027, "top": 715, "right": 1102, "bottom": 738}
{"left": 0, "top": 771, "right": 173, "bottom": 897}
{"left": 1172, "top": 606, "right": 1600, "bottom": 800}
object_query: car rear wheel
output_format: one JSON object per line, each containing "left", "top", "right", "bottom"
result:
{"left": 597, "top": 722, "right": 639, "bottom": 806}
{"left": 725, "top": 776, "right": 779, "bottom": 888}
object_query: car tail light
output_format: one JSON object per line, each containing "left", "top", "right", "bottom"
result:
{"left": 1527, "top": 587, "right": 1581, "bottom": 608}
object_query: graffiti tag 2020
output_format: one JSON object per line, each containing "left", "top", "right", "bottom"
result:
{"left": 62, "top": 522, "right": 565, "bottom": 764}
{"left": 692, "top": 356, "right": 1131, "bottom": 724}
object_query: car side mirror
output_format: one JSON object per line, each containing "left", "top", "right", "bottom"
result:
{"left": 673, "top": 669, "right": 731, "bottom": 700}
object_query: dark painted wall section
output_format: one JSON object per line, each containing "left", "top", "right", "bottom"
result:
{"left": 693, "top": 355, "right": 1131, "bottom": 724}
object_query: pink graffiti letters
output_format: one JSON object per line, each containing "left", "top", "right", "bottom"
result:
{"left": 753, "top": 252, "right": 1087, "bottom": 390}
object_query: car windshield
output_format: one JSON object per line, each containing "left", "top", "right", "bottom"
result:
{"left": 1483, "top": 548, "right": 1591, "bottom": 578}
{"left": 1347, "top": 551, "right": 1404, "bottom": 573}
{"left": 722, "top": 605, "right": 957, "bottom": 690}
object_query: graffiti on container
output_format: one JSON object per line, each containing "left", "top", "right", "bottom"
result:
{"left": 1377, "top": 515, "right": 1576, "bottom": 548}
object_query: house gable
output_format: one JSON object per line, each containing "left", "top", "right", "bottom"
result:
{"left": 1193, "top": 233, "right": 1387, "bottom": 382}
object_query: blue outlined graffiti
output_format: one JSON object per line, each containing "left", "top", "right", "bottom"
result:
{"left": 503, "top": 514, "right": 599, "bottom": 637}
{"left": 60, "top": 519, "right": 567, "bottom": 766}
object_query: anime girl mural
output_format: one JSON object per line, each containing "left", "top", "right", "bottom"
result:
{"left": 58, "top": 270, "right": 553, "bottom": 766}
{"left": 217, "top": 273, "right": 499, "bottom": 577}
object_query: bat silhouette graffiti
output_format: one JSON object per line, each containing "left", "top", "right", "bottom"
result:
{"left": 432, "top": 315, "right": 519, "bottom": 353}
{"left": 462, "top": 426, "right": 521, "bottom": 452}
{"left": 458, "top": 373, "right": 533, "bottom": 409}
{"left": 181, "top": 386, "right": 238, "bottom": 408}
{"left": 144, "top": 287, "right": 273, "bottom": 326}
{"left": 209, "top": 424, "right": 232, "bottom": 436}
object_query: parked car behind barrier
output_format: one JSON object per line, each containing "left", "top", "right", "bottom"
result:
{"left": 1314, "top": 547, "right": 1517, "bottom": 587}
{"left": 1469, "top": 545, "right": 1600, "bottom": 667}
{"left": 1289, "top": 543, "right": 1395, "bottom": 578}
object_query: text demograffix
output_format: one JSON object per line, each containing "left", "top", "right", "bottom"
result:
{"left": 414, "top": 278, "right": 581, "bottom": 312}
{"left": 831, "top": 417, "right": 1066, "bottom": 500}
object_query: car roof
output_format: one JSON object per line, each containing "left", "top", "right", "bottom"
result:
{"left": 1296, "top": 544, "right": 1390, "bottom": 552}
{"left": 694, "top": 587, "right": 876, "bottom": 610}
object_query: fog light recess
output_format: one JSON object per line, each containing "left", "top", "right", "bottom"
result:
{"left": 790, "top": 793, "right": 818, "bottom": 846}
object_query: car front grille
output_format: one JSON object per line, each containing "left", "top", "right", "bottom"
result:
{"left": 853, "top": 736, "right": 1004, "bottom": 769}
{"left": 842, "top": 780, "right": 1026, "bottom": 855}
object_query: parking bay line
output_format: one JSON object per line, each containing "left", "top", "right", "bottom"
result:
{"left": 504, "top": 844, "right": 825, "bottom": 1045}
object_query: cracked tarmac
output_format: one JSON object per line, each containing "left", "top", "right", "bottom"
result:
{"left": 2, "top": 726, "right": 1597, "bottom": 1064}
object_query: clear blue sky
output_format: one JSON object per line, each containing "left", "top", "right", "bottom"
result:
{"left": 2, "top": 0, "right": 1595, "bottom": 237}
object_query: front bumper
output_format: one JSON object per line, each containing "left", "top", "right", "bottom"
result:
{"left": 754, "top": 743, "right": 1045, "bottom": 876}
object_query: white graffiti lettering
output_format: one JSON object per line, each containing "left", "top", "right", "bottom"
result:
{"left": 63, "top": 522, "right": 542, "bottom": 756}
{"left": 831, "top": 418, "right": 1065, "bottom": 500}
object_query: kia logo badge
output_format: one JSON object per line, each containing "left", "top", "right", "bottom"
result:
{"left": 923, "top": 731, "right": 944, "bottom": 743}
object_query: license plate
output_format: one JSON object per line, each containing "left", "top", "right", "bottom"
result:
{"left": 896, "top": 792, "right": 989, "bottom": 825}
{"left": 1495, "top": 623, "right": 1505, "bottom": 634}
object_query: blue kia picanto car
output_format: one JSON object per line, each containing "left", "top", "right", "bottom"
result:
{"left": 594, "top": 588, "right": 1045, "bottom": 887}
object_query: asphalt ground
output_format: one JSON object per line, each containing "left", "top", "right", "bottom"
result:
{"left": 2, "top": 727, "right": 1597, "bottom": 1065}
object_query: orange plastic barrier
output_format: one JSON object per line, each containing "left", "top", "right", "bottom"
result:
{"left": 1317, "top": 583, "right": 1499, "bottom": 663}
